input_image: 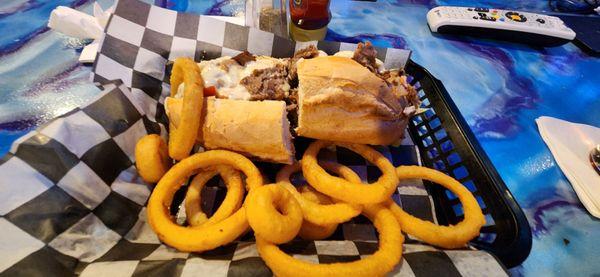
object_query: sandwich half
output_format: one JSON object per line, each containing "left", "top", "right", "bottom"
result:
{"left": 295, "top": 48, "right": 418, "bottom": 145}
{"left": 165, "top": 96, "right": 295, "bottom": 164}
{"left": 202, "top": 97, "right": 294, "bottom": 164}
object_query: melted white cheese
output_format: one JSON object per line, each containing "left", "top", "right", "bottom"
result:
{"left": 164, "top": 84, "right": 184, "bottom": 117}
{"left": 198, "top": 56, "right": 285, "bottom": 100}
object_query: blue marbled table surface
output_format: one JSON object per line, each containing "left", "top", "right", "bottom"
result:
{"left": 1, "top": 0, "right": 599, "bottom": 275}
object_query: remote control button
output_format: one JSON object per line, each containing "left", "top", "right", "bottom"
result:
{"left": 536, "top": 18, "right": 545, "bottom": 24}
{"left": 506, "top": 12, "right": 527, "bottom": 22}
{"left": 468, "top": 8, "right": 473, "bottom": 11}
{"left": 474, "top": 7, "right": 489, "bottom": 12}
{"left": 473, "top": 16, "right": 478, "bottom": 19}
{"left": 499, "top": 17, "right": 505, "bottom": 22}
{"left": 477, "top": 12, "right": 497, "bottom": 21}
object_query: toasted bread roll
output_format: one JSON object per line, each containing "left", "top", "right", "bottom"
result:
{"left": 296, "top": 56, "right": 415, "bottom": 145}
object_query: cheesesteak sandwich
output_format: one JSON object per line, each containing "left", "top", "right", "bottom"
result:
{"left": 165, "top": 42, "right": 419, "bottom": 164}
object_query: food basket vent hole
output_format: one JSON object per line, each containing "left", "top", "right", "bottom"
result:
{"left": 452, "top": 166, "right": 469, "bottom": 180}
{"left": 484, "top": 213, "right": 495, "bottom": 227}
{"left": 440, "top": 139, "right": 454, "bottom": 153}
{"left": 434, "top": 128, "right": 447, "bottom": 141}
{"left": 447, "top": 152, "right": 461, "bottom": 166}
{"left": 413, "top": 115, "right": 424, "bottom": 125}
{"left": 476, "top": 195, "right": 487, "bottom": 210}
{"left": 423, "top": 136, "right": 434, "bottom": 148}
{"left": 462, "top": 180, "right": 476, "bottom": 192}
{"left": 478, "top": 232, "right": 497, "bottom": 244}
{"left": 452, "top": 203, "right": 464, "bottom": 216}
{"left": 429, "top": 117, "right": 441, "bottom": 130}
{"left": 433, "top": 159, "right": 446, "bottom": 171}
{"left": 445, "top": 190, "right": 457, "bottom": 201}
{"left": 424, "top": 109, "right": 436, "bottom": 120}
{"left": 418, "top": 125, "right": 429, "bottom": 136}
{"left": 427, "top": 148, "right": 439, "bottom": 160}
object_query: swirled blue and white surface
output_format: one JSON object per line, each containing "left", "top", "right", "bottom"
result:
{"left": 1, "top": 0, "right": 599, "bottom": 275}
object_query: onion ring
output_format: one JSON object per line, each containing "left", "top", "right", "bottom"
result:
{"left": 256, "top": 204, "right": 403, "bottom": 277}
{"left": 301, "top": 140, "right": 398, "bottom": 204}
{"left": 165, "top": 97, "right": 205, "bottom": 144}
{"left": 298, "top": 185, "right": 332, "bottom": 204}
{"left": 168, "top": 58, "right": 204, "bottom": 161}
{"left": 387, "top": 165, "right": 485, "bottom": 249}
{"left": 297, "top": 220, "right": 337, "bottom": 241}
{"left": 246, "top": 184, "right": 303, "bottom": 244}
{"left": 147, "top": 150, "right": 263, "bottom": 252}
{"left": 296, "top": 186, "right": 338, "bottom": 240}
{"left": 135, "top": 134, "right": 171, "bottom": 183}
{"left": 276, "top": 162, "right": 362, "bottom": 225}
{"left": 185, "top": 165, "right": 244, "bottom": 227}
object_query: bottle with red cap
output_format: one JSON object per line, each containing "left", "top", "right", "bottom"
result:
{"left": 289, "top": 0, "right": 331, "bottom": 41}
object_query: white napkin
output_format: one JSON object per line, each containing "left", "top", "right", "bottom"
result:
{"left": 48, "top": 4, "right": 104, "bottom": 39}
{"left": 48, "top": 3, "right": 114, "bottom": 63}
{"left": 536, "top": 116, "right": 600, "bottom": 218}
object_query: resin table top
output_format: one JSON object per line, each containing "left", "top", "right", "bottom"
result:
{"left": 1, "top": 0, "right": 599, "bottom": 275}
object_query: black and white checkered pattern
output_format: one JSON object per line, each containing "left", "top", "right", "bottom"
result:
{"left": 0, "top": 81, "right": 506, "bottom": 277}
{"left": 0, "top": 0, "right": 507, "bottom": 275}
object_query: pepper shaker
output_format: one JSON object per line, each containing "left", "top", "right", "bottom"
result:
{"left": 246, "top": 0, "right": 288, "bottom": 38}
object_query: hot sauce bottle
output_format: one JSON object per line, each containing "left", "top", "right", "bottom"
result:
{"left": 289, "top": 0, "right": 331, "bottom": 41}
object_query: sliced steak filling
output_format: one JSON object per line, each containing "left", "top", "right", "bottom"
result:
{"left": 288, "top": 45, "right": 320, "bottom": 82}
{"left": 240, "top": 64, "right": 289, "bottom": 101}
{"left": 352, "top": 41, "right": 379, "bottom": 74}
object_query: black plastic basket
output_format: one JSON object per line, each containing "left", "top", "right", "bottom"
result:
{"left": 404, "top": 60, "right": 532, "bottom": 268}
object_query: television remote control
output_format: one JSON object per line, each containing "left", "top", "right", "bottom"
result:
{"left": 427, "top": 6, "right": 576, "bottom": 46}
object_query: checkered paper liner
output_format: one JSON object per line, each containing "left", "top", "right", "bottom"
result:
{"left": 0, "top": 0, "right": 508, "bottom": 276}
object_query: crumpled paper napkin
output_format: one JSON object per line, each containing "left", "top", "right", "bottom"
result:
{"left": 47, "top": 2, "right": 114, "bottom": 62}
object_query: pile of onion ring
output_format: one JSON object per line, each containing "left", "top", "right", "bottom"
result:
{"left": 140, "top": 141, "right": 485, "bottom": 276}
{"left": 135, "top": 58, "right": 486, "bottom": 276}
